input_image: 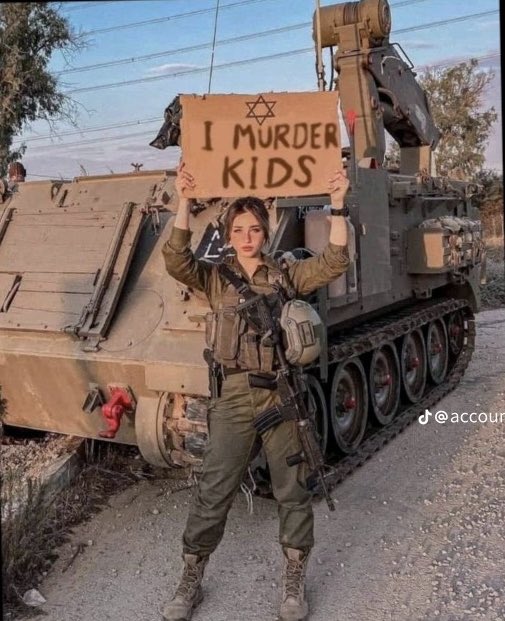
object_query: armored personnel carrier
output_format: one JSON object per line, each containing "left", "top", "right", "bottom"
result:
{"left": 0, "top": 0, "right": 484, "bottom": 475}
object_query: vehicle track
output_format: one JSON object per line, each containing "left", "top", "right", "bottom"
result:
{"left": 320, "top": 297, "right": 475, "bottom": 490}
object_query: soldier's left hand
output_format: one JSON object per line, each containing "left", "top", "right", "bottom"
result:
{"left": 328, "top": 169, "right": 349, "bottom": 204}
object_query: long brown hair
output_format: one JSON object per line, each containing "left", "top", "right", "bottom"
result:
{"left": 223, "top": 196, "right": 270, "bottom": 243}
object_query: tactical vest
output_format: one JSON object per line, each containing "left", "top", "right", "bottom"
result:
{"left": 205, "top": 261, "right": 292, "bottom": 372}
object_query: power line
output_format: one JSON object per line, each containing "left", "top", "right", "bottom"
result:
{"left": 82, "top": 0, "right": 280, "bottom": 36}
{"left": 60, "top": 1, "right": 122, "bottom": 11}
{"left": 59, "top": 0, "right": 423, "bottom": 13}
{"left": 394, "top": 9, "right": 498, "bottom": 35}
{"left": 417, "top": 51, "right": 500, "bottom": 71}
{"left": 15, "top": 118, "right": 160, "bottom": 145}
{"left": 57, "top": 0, "right": 432, "bottom": 75}
{"left": 18, "top": 47, "right": 501, "bottom": 147}
{"left": 64, "top": 10, "right": 500, "bottom": 95}
{"left": 60, "top": 0, "right": 184, "bottom": 11}
{"left": 79, "top": 0, "right": 434, "bottom": 37}
{"left": 21, "top": 50, "right": 500, "bottom": 153}
{"left": 66, "top": 47, "right": 312, "bottom": 94}
{"left": 27, "top": 129, "right": 159, "bottom": 151}
{"left": 390, "top": 0, "right": 431, "bottom": 5}
{"left": 208, "top": 0, "right": 221, "bottom": 93}
{"left": 25, "top": 172, "right": 71, "bottom": 179}
{"left": 57, "top": 23, "right": 309, "bottom": 75}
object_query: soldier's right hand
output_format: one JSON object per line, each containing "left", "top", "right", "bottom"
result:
{"left": 328, "top": 169, "right": 349, "bottom": 206}
{"left": 175, "top": 160, "right": 196, "bottom": 200}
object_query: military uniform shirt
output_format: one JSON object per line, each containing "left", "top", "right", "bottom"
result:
{"left": 162, "top": 225, "right": 350, "bottom": 304}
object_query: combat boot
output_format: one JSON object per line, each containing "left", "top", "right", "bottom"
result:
{"left": 162, "top": 553, "right": 208, "bottom": 621}
{"left": 279, "top": 547, "right": 310, "bottom": 621}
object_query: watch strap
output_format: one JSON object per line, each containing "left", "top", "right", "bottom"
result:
{"left": 329, "top": 206, "right": 350, "bottom": 217}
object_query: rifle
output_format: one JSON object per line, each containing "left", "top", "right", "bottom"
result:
{"left": 219, "top": 264, "right": 335, "bottom": 512}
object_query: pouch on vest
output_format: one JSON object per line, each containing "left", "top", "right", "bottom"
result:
{"left": 213, "top": 308, "right": 246, "bottom": 366}
{"left": 238, "top": 333, "right": 261, "bottom": 370}
{"left": 259, "top": 340, "right": 275, "bottom": 372}
{"left": 205, "top": 312, "right": 217, "bottom": 350}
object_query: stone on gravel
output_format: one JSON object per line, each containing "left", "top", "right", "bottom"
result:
{"left": 22, "top": 588, "right": 46, "bottom": 607}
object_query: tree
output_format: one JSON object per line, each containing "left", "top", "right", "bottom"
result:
{"left": 385, "top": 59, "right": 498, "bottom": 180}
{"left": 473, "top": 169, "right": 503, "bottom": 208}
{"left": 0, "top": 3, "right": 83, "bottom": 176}
{"left": 472, "top": 169, "right": 504, "bottom": 239}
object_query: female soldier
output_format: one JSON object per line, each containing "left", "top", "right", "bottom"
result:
{"left": 162, "top": 162, "right": 350, "bottom": 621}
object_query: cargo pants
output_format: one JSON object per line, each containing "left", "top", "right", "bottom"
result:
{"left": 182, "top": 371, "right": 314, "bottom": 556}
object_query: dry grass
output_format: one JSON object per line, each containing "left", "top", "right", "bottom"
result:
{"left": 1, "top": 440, "right": 141, "bottom": 617}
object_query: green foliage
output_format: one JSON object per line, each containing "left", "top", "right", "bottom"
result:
{"left": 473, "top": 169, "right": 504, "bottom": 240}
{"left": 385, "top": 59, "right": 498, "bottom": 180}
{"left": 0, "top": 3, "right": 83, "bottom": 176}
{"left": 472, "top": 169, "right": 503, "bottom": 211}
{"left": 422, "top": 59, "right": 497, "bottom": 179}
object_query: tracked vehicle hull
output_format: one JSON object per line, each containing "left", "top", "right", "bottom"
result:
{"left": 0, "top": 167, "right": 482, "bottom": 474}
{"left": 0, "top": 0, "right": 485, "bottom": 482}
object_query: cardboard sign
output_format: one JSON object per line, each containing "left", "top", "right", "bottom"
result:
{"left": 180, "top": 91, "right": 341, "bottom": 198}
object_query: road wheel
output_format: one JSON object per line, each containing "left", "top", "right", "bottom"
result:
{"left": 305, "top": 373, "right": 329, "bottom": 456}
{"left": 329, "top": 357, "right": 368, "bottom": 454}
{"left": 135, "top": 394, "right": 174, "bottom": 467}
{"left": 369, "top": 343, "right": 401, "bottom": 425}
{"left": 400, "top": 329, "right": 427, "bottom": 403}
{"left": 446, "top": 309, "right": 465, "bottom": 357}
{"left": 426, "top": 319, "right": 449, "bottom": 385}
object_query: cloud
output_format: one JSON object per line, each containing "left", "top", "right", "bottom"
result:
{"left": 415, "top": 50, "right": 501, "bottom": 73}
{"left": 475, "top": 18, "right": 499, "bottom": 31}
{"left": 404, "top": 41, "right": 436, "bottom": 51}
{"left": 145, "top": 62, "right": 201, "bottom": 77}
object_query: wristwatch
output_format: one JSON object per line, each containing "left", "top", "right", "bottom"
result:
{"left": 329, "top": 207, "right": 350, "bottom": 217}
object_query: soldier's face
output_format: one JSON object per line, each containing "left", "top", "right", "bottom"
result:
{"left": 230, "top": 210, "right": 266, "bottom": 259}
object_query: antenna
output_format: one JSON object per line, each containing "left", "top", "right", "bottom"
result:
{"left": 207, "top": 0, "right": 220, "bottom": 93}
{"left": 314, "top": 0, "right": 326, "bottom": 91}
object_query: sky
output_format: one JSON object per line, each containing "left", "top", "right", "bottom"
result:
{"left": 13, "top": 0, "right": 502, "bottom": 180}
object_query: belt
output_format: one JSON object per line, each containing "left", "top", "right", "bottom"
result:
{"left": 221, "top": 366, "right": 248, "bottom": 377}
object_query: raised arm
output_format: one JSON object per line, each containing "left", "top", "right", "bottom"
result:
{"left": 162, "top": 161, "right": 213, "bottom": 294}
{"left": 288, "top": 169, "right": 350, "bottom": 296}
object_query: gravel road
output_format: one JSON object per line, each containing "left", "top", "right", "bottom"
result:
{"left": 16, "top": 308, "right": 505, "bottom": 621}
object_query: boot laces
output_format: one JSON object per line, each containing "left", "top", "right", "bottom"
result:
{"left": 284, "top": 558, "right": 305, "bottom": 599}
{"left": 175, "top": 562, "right": 203, "bottom": 599}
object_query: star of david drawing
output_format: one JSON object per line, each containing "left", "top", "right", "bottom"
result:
{"left": 245, "top": 94, "right": 277, "bottom": 126}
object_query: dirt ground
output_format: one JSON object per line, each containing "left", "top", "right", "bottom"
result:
{"left": 10, "top": 307, "right": 504, "bottom": 621}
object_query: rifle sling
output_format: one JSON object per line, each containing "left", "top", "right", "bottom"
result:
{"left": 217, "top": 263, "right": 256, "bottom": 299}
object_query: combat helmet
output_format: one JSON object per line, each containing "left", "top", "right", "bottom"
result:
{"left": 280, "top": 300, "right": 323, "bottom": 365}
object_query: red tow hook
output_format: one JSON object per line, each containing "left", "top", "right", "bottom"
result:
{"left": 99, "top": 387, "right": 134, "bottom": 439}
